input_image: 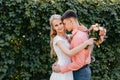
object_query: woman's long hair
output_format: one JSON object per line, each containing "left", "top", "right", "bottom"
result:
{"left": 49, "top": 14, "right": 62, "bottom": 57}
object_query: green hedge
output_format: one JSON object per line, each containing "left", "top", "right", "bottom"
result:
{"left": 0, "top": 0, "right": 120, "bottom": 80}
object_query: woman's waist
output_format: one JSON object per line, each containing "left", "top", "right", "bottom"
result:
{"left": 57, "top": 60, "right": 71, "bottom": 65}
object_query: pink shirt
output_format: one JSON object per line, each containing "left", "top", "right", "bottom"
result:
{"left": 60, "top": 29, "right": 93, "bottom": 73}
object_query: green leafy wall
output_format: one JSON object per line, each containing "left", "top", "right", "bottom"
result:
{"left": 0, "top": 0, "right": 120, "bottom": 80}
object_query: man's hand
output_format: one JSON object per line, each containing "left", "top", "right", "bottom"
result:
{"left": 86, "top": 38, "right": 96, "bottom": 45}
{"left": 52, "top": 64, "right": 61, "bottom": 73}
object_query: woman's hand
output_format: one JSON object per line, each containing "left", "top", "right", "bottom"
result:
{"left": 78, "top": 23, "right": 88, "bottom": 31}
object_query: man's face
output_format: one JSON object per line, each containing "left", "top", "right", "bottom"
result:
{"left": 63, "top": 18, "right": 73, "bottom": 32}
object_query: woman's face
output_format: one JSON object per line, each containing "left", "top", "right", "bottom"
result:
{"left": 52, "top": 19, "right": 65, "bottom": 34}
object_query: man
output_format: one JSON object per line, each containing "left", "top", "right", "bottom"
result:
{"left": 53, "top": 10, "right": 93, "bottom": 80}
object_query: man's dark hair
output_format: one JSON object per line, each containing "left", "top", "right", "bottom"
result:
{"left": 61, "top": 10, "right": 78, "bottom": 20}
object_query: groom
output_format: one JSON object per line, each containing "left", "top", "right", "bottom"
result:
{"left": 53, "top": 10, "right": 93, "bottom": 80}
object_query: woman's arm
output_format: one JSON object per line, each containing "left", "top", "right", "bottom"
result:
{"left": 56, "top": 38, "right": 94, "bottom": 57}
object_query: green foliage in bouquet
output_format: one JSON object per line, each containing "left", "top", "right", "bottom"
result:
{"left": 89, "top": 27, "right": 100, "bottom": 41}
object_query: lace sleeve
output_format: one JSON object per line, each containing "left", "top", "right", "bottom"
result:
{"left": 53, "top": 36, "right": 63, "bottom": 45}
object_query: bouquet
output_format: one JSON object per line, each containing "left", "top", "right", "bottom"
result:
{"left": 88, "top": 23, "right": 106, "bottom": 47}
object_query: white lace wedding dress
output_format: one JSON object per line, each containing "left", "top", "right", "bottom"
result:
{"left": 50, "top": 35, "right": 73, "bottom": 80}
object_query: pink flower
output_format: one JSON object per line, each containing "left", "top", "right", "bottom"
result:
{"left": 99, "top": 29, "right": 106, "bottom": 36}
{"left": 89, "top": 25, "right": 95, "bottom": 31}
{"left": 93, "top": 27, "right": 99, "bottom": 31}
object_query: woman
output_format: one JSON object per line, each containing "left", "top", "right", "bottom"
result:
{"left": 49, "top": 14, "right": 94, "bottom": 80}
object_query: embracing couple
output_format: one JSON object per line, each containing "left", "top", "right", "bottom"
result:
{"left": 49, "top": 10, "right": 97, "bottom": 80}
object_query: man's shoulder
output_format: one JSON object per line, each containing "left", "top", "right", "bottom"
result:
{"left": 73, "top": 31, "right": 88, "bottom": 40}
{"left": 72, "top": 31, "right": 82, "bottom": 40}
{"left": 75, "top": 30, "right": 86, "bottom": 36}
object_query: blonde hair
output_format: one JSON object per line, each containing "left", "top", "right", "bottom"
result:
{"left": 49, "top": 14, "right": 62, "bottom": 57}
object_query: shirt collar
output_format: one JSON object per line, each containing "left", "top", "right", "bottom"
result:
{"left": 71, "top": 28, "right": 79, "bottom": 37}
